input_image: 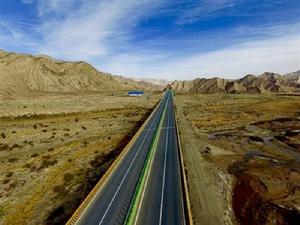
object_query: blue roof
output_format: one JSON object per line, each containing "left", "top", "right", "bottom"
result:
{"left": 128, "top": 91, "right": 144, "bottom": 94}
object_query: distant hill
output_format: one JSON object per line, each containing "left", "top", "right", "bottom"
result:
{"left": 170, "top": 72, "right": 300, "bottom": 94}
{"left": 0, "top": 50, "right": 159, "bottom": 100}
{"left": 130, "top": 78, "right": 170, "bottom": 88}
{"left": 113, "top": 76, "right": 163, "bottom": 91}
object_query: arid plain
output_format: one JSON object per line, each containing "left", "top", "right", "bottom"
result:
{"left": 0, "top": 92, "right": 161, "bottom": 225}
{"left": 176, "top": 93, "right": 300, "bottom": 225}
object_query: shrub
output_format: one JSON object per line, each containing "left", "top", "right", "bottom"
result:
{"left": 2, "top": 179, "right": 9, "bottom": 184}
{"left": 6, "top": 172, "right": 13, "bottom": 177}
{"left": 81, "top": 126, "right": 86, "bottom": 130}
{"left": 75, "top": 118, "right": 79, "bottom": 122}
{"left": 31, "top": 153, "right": 39, "bottom": 157}
{"left": 42, "top": 155, "right": 51, "bottom": 160}
{"left": 1, "top": 133, "right": 6, "bottom": 139}
{"left": 52, "top": 185, "right": 65, "bottom": 194}
{"left": 8, "top": 158, "right": 18, "bottom": 163}
{"left": 63, "top": 173, "right": 74, "bottom": 183}
{"left": 42, "top": 129, "right": 47, "bottom": 133}
{"left": 25, "top": 162, "right": 33, "bottom": 168}
{"left": 10, "top": 144, "right": 21, "bottom": 150}
{"left": 0, "top": 143, "right": 9, "bottom": 151}
{"left": 33, "top": 124, "right": 38, "bottom": 129}
{"left": 39, "top": 159, "right": 58, "bottom": 170}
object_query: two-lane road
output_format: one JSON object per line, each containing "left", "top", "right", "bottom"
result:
{"left": 68, "top": 91, "right": 186, "bottom": 225}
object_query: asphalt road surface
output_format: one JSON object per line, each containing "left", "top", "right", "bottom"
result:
{"left": 72, "top": 91, "right": 185, "bottom": 225}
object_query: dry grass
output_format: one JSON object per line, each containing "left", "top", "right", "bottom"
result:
{"left": 0, "top": 92, "right": 161, "bottom": 225}
{"left": 176, "top": 93, "right": 300, "bottom": 225}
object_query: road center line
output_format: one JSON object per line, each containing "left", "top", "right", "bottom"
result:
{"left": 159, "top": 97, "right": 170, "bottom": 225}
{"left": 97, "top": 97, "right": 165, "bottom": 225}
{"left": 132, "top": 96, "right": 170, "bottom": 225}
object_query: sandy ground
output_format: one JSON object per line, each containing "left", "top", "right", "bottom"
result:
{"left": 175, "top": 93, "right": 300, "bottom": 225}
{"left": 0, "top": 92, "right": 161, "bottom": 225}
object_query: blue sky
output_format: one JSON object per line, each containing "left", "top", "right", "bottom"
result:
{"left": 0, "top": 0, "right": 299, "bottom": 80}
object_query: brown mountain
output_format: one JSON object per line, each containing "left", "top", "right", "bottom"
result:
{"left": 0, "top": 50, "right": 158, "bottom": 100}
{"left": 170, "top": 72, "right": 300, "bottom": 94}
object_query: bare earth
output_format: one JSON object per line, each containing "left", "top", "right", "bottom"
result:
{"left": 175, "top": 93, "right": 300, "bottom": 225}
{"left": 0, "top": 92, "right": 161, "bottom": 225}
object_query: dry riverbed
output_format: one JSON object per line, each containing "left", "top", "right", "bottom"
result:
{"left": 0, "top": 92, "right": 161, "bottom": 225}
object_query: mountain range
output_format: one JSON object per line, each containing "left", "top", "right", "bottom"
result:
{"left": 1, "top": 49, "right": 299, "bottom": 100}
{"left": 0, "top": 50, "right": 160, "bottom": 100}
{"left": 170, "top": 71, "right": 300, "bottom": 94}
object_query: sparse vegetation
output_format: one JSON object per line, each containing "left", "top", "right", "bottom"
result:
{"left": 1, "top": 132, "right": 6, "bottom": 139}
{"left": 63, "top": 173, "right": 75, "bottom": 183}
{"left": 8, "top": 158, "right": 18, "bottom": 163}
{"left": 176, "top": 93, "right": 300, "bottom": 225}
{"left": 10, "top": 143, "right": 21, "bottom": 150}
{"left": 39, "top": 158, "right": 58, "bottom": 170}
{"left": 3, "top": 179, "right": 10, "bottom": 184}
{"left": 0, "top": 92, "right": 160, "bottom": 225}
{"left": 0, "top": 143, "right": 9, "bottom": 151}
{"left": 31, "top": 153, "right": 39, "bottom": 157}
{"left": 6, "top": 172, "right": 14, "bottom": 177}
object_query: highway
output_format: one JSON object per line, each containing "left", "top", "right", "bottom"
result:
{"left": 68, "top": 91, "right": 186, "bottom": 225}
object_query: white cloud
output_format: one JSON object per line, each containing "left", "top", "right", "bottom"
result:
{"left": 36, "top": 0, "right": 77, "bottom": 16}
{"left": 100, "top": 34, "right": 300, "bottom": 80}
{"left": 176, "top": 0, "right": 236, "bottom": 25}
{"left": 36, "top": 0, "right": 167, "bottom": 60}
{"left": 1, "top": 0, "right": 300, "bottom": 80}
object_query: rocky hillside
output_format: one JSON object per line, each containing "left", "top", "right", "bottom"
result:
{"left": 171, "top": 72, "right": 300, "bottom": 94}
{"left": 0, "top": 50, "right": 158, "bottom": 100}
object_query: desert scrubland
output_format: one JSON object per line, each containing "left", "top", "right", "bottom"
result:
{"left": 176, "top": 93, "right": 300, "bottom": 225}
{"left": 0, "top": 92, "right": 161, "bottom": 225}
